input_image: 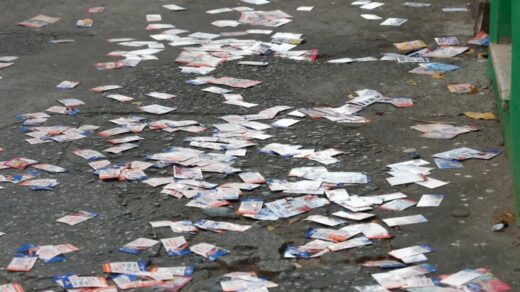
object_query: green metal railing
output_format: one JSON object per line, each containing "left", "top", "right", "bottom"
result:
{"left": 490, "top": 0, "right": 511, "bottom": 43}
{"left": 489, "top": 0, "right": 520, "bottom": 224}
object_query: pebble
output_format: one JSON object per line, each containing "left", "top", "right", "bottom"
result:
{"left": 451, "top": 208, "right": 470, "bottom": 218}
{"left": 402, "top": 148, "right": 416, "bottom": 153}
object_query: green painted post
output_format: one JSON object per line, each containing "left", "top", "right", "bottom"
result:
{"left": 507, "top": 0, "right": 520, "bottom": 224}
{"left": 490, "top": 0, "right": 512, "bottom": 43}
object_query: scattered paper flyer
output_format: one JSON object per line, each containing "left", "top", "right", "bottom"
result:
{"left": 441, "top": 269, "right": 482, "bottom": 286}
{"left": 57, "top": 211, "right": 97, "bottom": 225}
{"left": 18, "top": 15, "right": 60, "bottom": 28}
{"left": 190, "top": 243, "right": 230, "bottom": 261}
{"left": 77, "top": 18, "right": 93, "bottom": 28}
{"left": 388, "top": 244, "right": 435, "bottom": 260}
{"left": 271, "top": 118, "right": 300, "bottom": 128}
{"left": 146, "top": 14, "right": 162, "bottom": 22}
{"left": 417, "top": 194, "right": 444, "bottom": 207}
{"left": 447, "top": 83, "right": 477, "bottom": 94}
{"left": 381, "top": 18, "right": 408, "bottom": 26}
{"left": 383, "top": 214, "right": 428, "bottom": 227}
{"left": 297, "top": 6, "right": 314, "bottom": 11}
{"left": 361, "top": 14, "right": 382, "bottom": 20}
{"left": 56, "top": 81, "right": 80, "bottom": 89}
{"left": 435, "top": 37, "right": 460, "bottom": 46}
{"left": 119, "top": 238, "right": 159, "bottom": 255}
{"left": 415, "top": 177, "right": 449, "bottom": 189}
{"left": 305, "top": 215, "right": 346, "bottom": 226}
{"left": 139, "top": 104, "right": 176, "bottom": 115}
{"left": 238, "top": 61, "right": 269, "bottom": 66}
{"left": 442, "top": 7, "right": 469, "bottom": 12}
{"left": 0, "top": 62, "right": 14, "bottom": 70}
{"left": 212, "top": 20, "right": 241, "bottom": 27}
{"left": 146, "top": 92, "right": 176, "bottom": 100}
{"left": 88, "top": 6, "right": 106, "bottom": 14}
{"left": 237, "top": 198, "right": 263, "bottom": 216}
{"left": 434, "top": 158, "right": 463, "bottom": 169}
{"left": 379, "top": 199, "right": 416, "bottom": 212}
{"left": 423, "top": 46, "right": 469, "bottom": 58}
{"left": 90, "top": 85, "right": 122, "bottom": 93}
{"left": 203, "top": 86, "right": 232, "bottom": 94}
{"left": 403, "top": 2, "right": 432, "bottom": 7}
{"left": 6, "top": 256, "right": 38, "bottom": 272}
{"left": 352, "top": 0, "right": 372, "bottom": 5}
{"left": 207, "top": 8, "right": 233, "bottom": 14}
{"left": 163, "top": 4, "right": 186, "bottom": 11}
{"left": 106, "top": 94, "right": 134, "bottom": 102}
{"left": 241, "top": 0, "right": 270, "bottom": 5}
{"left": 394, "top": 40, "right": 427, "bottom": 51}
{"left": 328, "top": 58, "right": 355, "bottom": 63}
{"left": 411, "top": 123, "right": 480, "bottom": 139}
{"left": 333, "top": 211, "right": 375, "bottom": 221}
{"left": 360, "top": 2, "right": 384, "bottom": 10}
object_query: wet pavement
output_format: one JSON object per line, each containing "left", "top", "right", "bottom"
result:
{"left": 0, "top": 0, "right": 519, "bottom": 291}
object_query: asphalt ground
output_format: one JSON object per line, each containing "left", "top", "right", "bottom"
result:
{"left": 0, "top": 0, "right": 519, "bottom": 291}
